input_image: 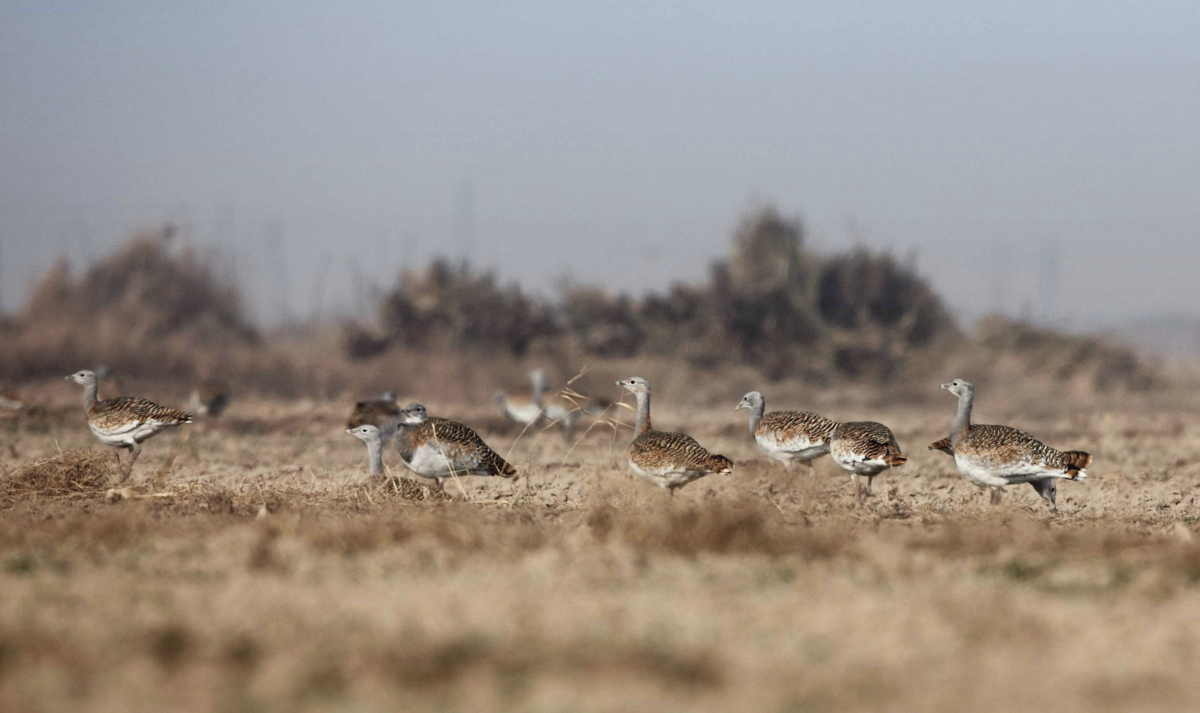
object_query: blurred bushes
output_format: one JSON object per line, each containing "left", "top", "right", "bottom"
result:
{"left": 354, "top": 206, "right": 958, "bottom": 381}
{"left": 976, "top": 315, "right": 1157, "bottom": 391}
{"left": 1, "top": 225, "right": 258, "bottom": 382}
{"left": 377, "top": 260, "right": 558, "bottom": 355}
{"left": 0, "top": 211, "right": 1159, "bottom": 396}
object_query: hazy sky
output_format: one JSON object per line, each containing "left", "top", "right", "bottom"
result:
{"left": 2, "top": 1, "right": 1198, "bottom": 327}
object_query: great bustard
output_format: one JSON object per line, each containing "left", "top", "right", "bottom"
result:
{"left": 928, "top": 437, "right": 1059, "bottom": 510}
{"left": 940, "top": 378, "right": 1089, "bottom": 511}
{"left": 829, "top": 421, "right": 906, "bottom": 498}
{"left": 0, "top": 388, "right": 29, "bottom": 414}
{"left": 735, "top": 391, "right": 836, "bottom": 473}
{"left": 189, "top": 380, "right": 231, "bottom": 419}
{"left": 395, "top": 403, "right": 517, "bottom": 492}
{"left": 496, "top": 369, "right": 584, "bottom": 441}
{"left": 494, "top": 370, "right": 548, "bottom": 426}
{"left": 347, "top": 391, "right": 402, "bottom": 442}
{"left": 346, "top": 423, "right": 387, "bottom": 479}
{"left": 616, "top": 377, "right": 732, "bottom": 494}
{"left": 65, "top": 369, "right": 192, "bottom": 481}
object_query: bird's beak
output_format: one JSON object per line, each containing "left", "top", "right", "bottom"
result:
{"left": 64, "top": 375, "right": 72, "bottom": 380}
{"left": 614, "top": 380, "right": 624, "bottom": 387}
{"left": 940, "top": 383, "right": 952, "bottom": 389}
{"left": 345, "top": 428, "right": 354, "bottom": 435}
{"left": 734, "top": 403, "right": 745, "bottom": 411}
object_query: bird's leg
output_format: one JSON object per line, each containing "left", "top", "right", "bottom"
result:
{"left": 989, "top": 487, "right": 1002, "bottom": 505}
{"left": 123, "top": 442, "right": 143, "bottom": 482}
{"left": 804, "top": 460, "right": 815, "bottom": 479}
{"left": 851, "top": 473, "right": 864, "bottom": 504}
{"left": 866, "top": 475, "right": 875, "bottom": 496}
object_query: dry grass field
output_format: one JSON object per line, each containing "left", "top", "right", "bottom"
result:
{"left": 4, "top": 378, "right": 1200, "bottom": 713}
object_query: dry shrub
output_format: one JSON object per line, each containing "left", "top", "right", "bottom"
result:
{"left": 1, "top": 448, "right": 113, "bottom": 499}
{"left": 366, "top": 259, "right": 559, "bottom": 356}
{"left": 355, "top": 205, "right": 957, "bottom": 383}
{"left": 1, "top": 224, "right": 257, "bottom": 383}
{"left": 976, "top": 315, "right": 1157, "bottom": 391}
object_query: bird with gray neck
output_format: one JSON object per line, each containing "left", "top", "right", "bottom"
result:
{"left": 616, "top": 377, "right": 732, "bottom": 494}
{"left": 735, "top": 390, "right": 837, "bottom": 474}
{"left": 495, "top": 370, "right": 548, "bottom": 426}
{"left": 939, "top": 378, "right": 1090, "bottom": 511}
{"left": 347, "top": 390, "right": 402, "bottom": 443}
{"left": 347, "top": 424, "right": 386, "bottom": 479}
{"left": 395, "top": 402, "right": 517, "bottom": 492}
{"left": 928, "top": 435, "right": 1058, "bottom": 510}
{"left": 65, "top": 369, "right": 192, "bottom": 482}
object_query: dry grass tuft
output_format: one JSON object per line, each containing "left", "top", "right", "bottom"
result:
{"left": 1, "top": 448, "right": 113, "bottom": 499}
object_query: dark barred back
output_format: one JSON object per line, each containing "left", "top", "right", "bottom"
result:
{"left": 834, "top": 421, "right": 904, "bottom": 464}
{"left": 958, "top": 425, "right": 1091, "bottom": 478}
{"left": 631, "top": 430, "right": 731, "bottom": 474}
{"left": 418, "top": 418, "right": 517, "bottom": 477}
{"left": 88, "top": 397, "right": 192, "bottom": 430}
{"left": 758, "top": 411, "right": 838, "bottom": 444}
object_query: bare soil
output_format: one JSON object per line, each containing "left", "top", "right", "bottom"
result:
{"left": 3, "top": 387, "right": 1200, "bottom": 712}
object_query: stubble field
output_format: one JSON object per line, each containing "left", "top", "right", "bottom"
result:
{"left": 3, "top": 381, "right": 1200, "bottom": 712}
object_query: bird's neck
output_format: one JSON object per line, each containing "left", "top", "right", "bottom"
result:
{"left": 634, "top": 391, "right": 652, "bottom": 435}
{"left": 951, "top": 392, "right": 973, "bottom": 440}
{"left": 82, "top": 382, "right": 98, "bottom": 411}
{"left": 747, "top": 399, "right": 765, "bottom": 436}
{"left": 366, "top": 441, "right": 383, "bottom": 476}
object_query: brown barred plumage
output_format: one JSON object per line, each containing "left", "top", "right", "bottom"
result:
{"left": 88, "top": 397, "right": 193, "bottom": 432}
{"left": 66, "top": 369, "right": 192, "bottom": 482}
{"left": 928, "top": 434, "right": 1062, "bottom": 510}
{"left": 736, "top": 391, "right": 835, "bottom": 472}
{"left": 396, "top": 409, "right": 517, "bottom": 479}
{"left": 756, "top": 410, "right": 838, "bottom": 447}
{"left": 941, "top": 378, "right": 1090, "bottom": 511}
{"left": 954, "top": 425, "right": 1090, "bottom": 479}
{"left": 829, "top": 420, "right": 905, "bottom": 496}
{"left": 420, "top": 418, "right": 517, "bottom": 477}
{"left": 831, "top": 421, "right": 906, "bottom": 466}
{"left": 629, "top": 429, "right": 733, "bottom": 490}
{"left": 619, "top": 376, "right": 731, "bottom": 493}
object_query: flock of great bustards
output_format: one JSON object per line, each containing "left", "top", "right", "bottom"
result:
{"left": 52, "top": 368, "right": 1091, "bottom": 512}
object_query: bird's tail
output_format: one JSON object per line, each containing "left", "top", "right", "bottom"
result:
{"left": 707, "top": 453, "right": 734, "bottom": 474}
{"left": 1062, "top": 450, "right": 1091, "bottom": 479}
{"left": 489, "top": 453, "right": 518, "bottom": 478}
{"left": 928, "top": 438, "right": 952, "bottom": 454}
{"left": 885, "top": 444, "right": 907, "bottom": 467}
